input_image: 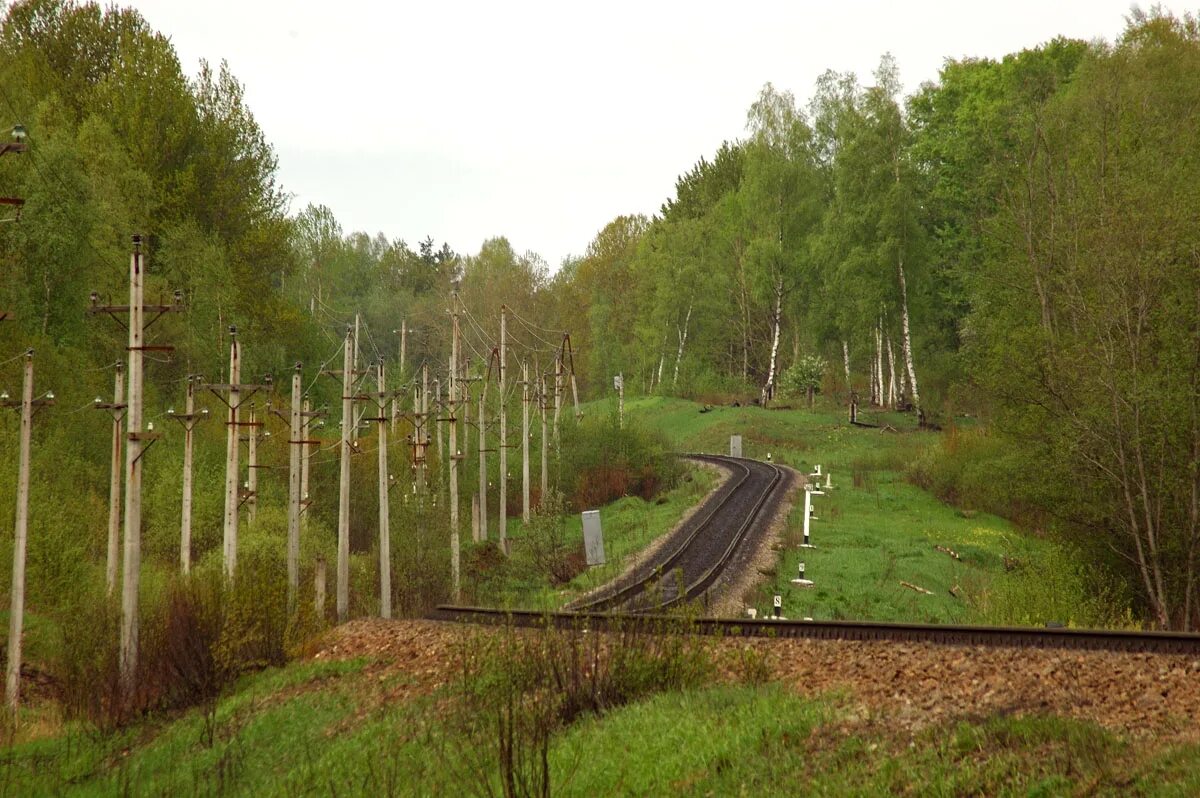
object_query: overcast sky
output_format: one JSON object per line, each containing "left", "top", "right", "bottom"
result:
{"left": 128, "top": 1, "right": 1186, "bottom": 269}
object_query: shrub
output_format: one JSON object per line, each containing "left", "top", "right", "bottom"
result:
{"left": 779, "top": 355, "right": 827, "bottom": 406}
{"left": 521, "top": 491, "right": 583, "bottom": 586}
{"left": 445, "top": 618, "right": 711, "bottom": 796}
{"left": 558, "top": 413, "right": 681, "bottom": 511}
{"left": 53, "top": 535, "right": 296, "bottom": 729}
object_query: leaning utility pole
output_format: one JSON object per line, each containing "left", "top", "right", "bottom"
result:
{"left": 3, "top": 350, "right": 52, "bottom": 712}
{"left": 522, "top": 361, "right": 530, "bottom": 523}
{"left": 498, "top": 306, "right": 508, "bottom": 551}
{"left": 166, "top": 376, "right": 207, "bottom": 574}
{"left": 374, "top": 360, "right": 392, "bottom": 618}
{"left": 94, "top": 363, "right": 126, "bottom": 593}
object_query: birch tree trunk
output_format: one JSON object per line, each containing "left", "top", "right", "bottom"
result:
{"left": 872, "top": 322, "right": 882, "bottom": 406}
{"left": 672, "top": 302, "right": 692, "bottom": 388}
{"left": 897, "top": 252, "right": 920, "bottom": 412}
{"left": 886, "top": 334, "right": 898, "bottom": 408}
{"left": 761, "top": 276, "right": 784, "bottom": 407}
{"left": 842, "top": 340, "right": 851, "bottom": 397}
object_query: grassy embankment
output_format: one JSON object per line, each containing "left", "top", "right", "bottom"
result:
{"left": 4, "top": 651, "right": 1199, "bottom": 795}
{"left": 472, "top": 462, "right": 717, "bottom": 610}
{"left": 485, "top": 395, "right": 1117, "bottom": 627}
{"left": 5, "top": 396, "right": 1162, "bottom": 793}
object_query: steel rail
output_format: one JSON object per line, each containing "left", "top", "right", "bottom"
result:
{"left": 570, "top": 454, "right": 755, "bottom": 612}
{"left": 426, "top": 605, "right": 1200, "bottom": 655}
{"left": 652, "top": 460, "right": 785, "bottom": 611}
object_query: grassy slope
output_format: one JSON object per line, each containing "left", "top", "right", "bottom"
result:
{"left": 619, "top": 396, "right": 1093, "bottom": 625}
{"left": 5, "top": 665, "right": 1198, "bottom": 796}
{"left": 469, "top": 464, "right": 717, "bottom": 610}
{"left": 4, "top": 395, "right": 1160, "bottom": 793}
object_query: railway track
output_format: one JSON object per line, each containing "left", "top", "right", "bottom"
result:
{"left": 430, "top": 452, "right": 1200, "bottom": 655}
{"left": 567, "top": 454, "right": 787, "bottom": 613}
{"left": 426, "top": 605, "right": 1200, "bottom": 655}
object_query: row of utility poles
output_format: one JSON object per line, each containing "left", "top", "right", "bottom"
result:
{"left": 1, "top": 233, "right": 583, "bottom": 712}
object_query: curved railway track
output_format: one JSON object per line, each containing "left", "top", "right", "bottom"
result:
{"left": 426, "top": 605, "right": 1200, "bottom": 655}
{"left": 567, "top": 454, "right": 787, "bottom": 613}
{"left": 429, "top": 452, "right": 1200, "bottom": 655}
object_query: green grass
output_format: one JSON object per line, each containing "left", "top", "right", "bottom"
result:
{"left": 6, "top": 666, "right": 1198, "bottom": 796}
{"left": 0, "top": 396, "right": 1171, "bottom": 792}
{"left": 469, "top": 463, "right": 717, "bottom": 610}
{"left": 615, "top": 396, "right": 1119, "bottom": 627}
{"left": 547, "top": 686, "right": 1200, "bottom": 796}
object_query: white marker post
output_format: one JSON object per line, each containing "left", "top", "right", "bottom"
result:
{"left": 791, "top": 561, "right": 813, "bottom": 587}
{"left": 801, "top": 484, "right": 824, "bottom": 547}
{"left": 772, "top": 594, "right": 782, "bottom": 619}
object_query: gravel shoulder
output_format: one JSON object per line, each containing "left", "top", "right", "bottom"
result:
{"left": 314, "top": 618, "right": 1200, "bottom": 740}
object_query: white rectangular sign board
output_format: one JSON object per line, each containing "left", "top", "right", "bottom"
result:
{"left": 730, "top": 435, "right": 743, "bottom": 458}
{"left": 582, "top": 510, "right": 605, "bottom": 566}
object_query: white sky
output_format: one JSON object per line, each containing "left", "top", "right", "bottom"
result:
{"left": 127, "top": 0, "right": 1189, "bottom": 269}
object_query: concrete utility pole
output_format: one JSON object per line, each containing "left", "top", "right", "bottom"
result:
{"left": 87, "top": 236, "right": 179, "bottom": 693}
{"left": 554, "top": 347, "right": 563, "bottom": 448}
{"left": 400, "top": 320, "right": 407, "bottom": 376}
{"left": 540, "top": 373, "right": 548, "bottom": 501}
{"left": 167, "top": 376, "right": 207, "bottom": 574}
{"left": 498, "top": 306, "right": 508, "bottom": 551}
{"left": 391, "top": 322, "right": 406, "bottom": 434}
{"left": 202, "top": 340, "right": 269, "bottom": 580}
{"left": 448, "top": 305, "right": 461, "bottom": 600}
{"left": 434, "top": 377, "right": 443, "bottom": 462}
{"left": 298, "top": 398, "right": 325, "bottom": 538}
{"left": 245, "top": 403, "right": 261, "bottom": 526}
{"left": 561, "top": 333, "right": 582, "bottom": 422}
{"left": 3, "top": 350, "right": 52, "bottom": 712}
{"left": 314, "top": 556, "right": 326, "bottom": 618}
{"left": 223, "top": 333, "right": 240, "bottom": 573}
{"left": 478, "top": 376, "right": 488, "bottom": 542}
{"left": 120, "top": 238, "right": 147, "bottom": 693}
{"left": 375, "top": 360, "right": 392, "bottom": 618}
{"left": 94, "top": 363, "right": 126, "bottom": 593}
{"left": 522, "top": 361, "right": 530, "bottom": 523}
{"left": 462, "top": 377, "right": 471, "bottom": 481}
{"left": 418, "top": 362, "right": 429, "bottom": 495}
{"left": 287, "top": 364, "right": 303, "bottom": 611}
{"left": 300, "top": 397, "right": 313, "bottom": 534}
{"left": 337, "top": 325, "right": 354, "bottom": 622}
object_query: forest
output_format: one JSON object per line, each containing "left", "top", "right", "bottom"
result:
{"left": 0, "top": 0, "right": 1198, "bottom": 722}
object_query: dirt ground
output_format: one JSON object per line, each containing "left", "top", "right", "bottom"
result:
{"left": 314, "top": 618, "right": 1200, "bottom": 740}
